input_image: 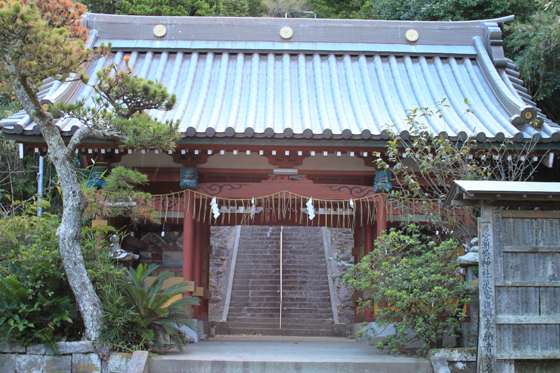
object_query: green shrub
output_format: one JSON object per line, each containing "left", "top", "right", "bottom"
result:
{"left": 98, "top": 264, "right": 199, "bottom": 353}
{"left": 344, "top": 224, "right": 469, "bottom": 356}
{"left": 0, "top": 276, "right": 74, "bottom": 348}
{"left": 0, "top": 205, "right": 122, "bottom": 346}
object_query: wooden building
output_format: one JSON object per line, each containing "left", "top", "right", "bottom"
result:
{"left": 446, "top": 181, "right": 560, "bottom": 372}
{"left": 2, "top": 14, "right": 560, "bottom": 335}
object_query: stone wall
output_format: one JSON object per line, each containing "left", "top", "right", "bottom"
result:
{"left": 0, "top": 342, "right": 131, "bottom": 373}
{"left": 209, "top": 226, "right": 236, "bottom": 324}
{"left": 325, "top": 227, "right": 355, "bottom": 334}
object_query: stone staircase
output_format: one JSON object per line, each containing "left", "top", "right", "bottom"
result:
{"left": 217, "top": 226, "right": 345, "bottom": 337}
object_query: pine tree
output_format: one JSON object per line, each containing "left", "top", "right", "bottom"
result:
{"left": 0, "top": 0, "right": 180, "bottom": 341}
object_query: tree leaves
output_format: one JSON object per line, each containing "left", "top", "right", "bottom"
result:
{"left": 0, "top": 0, "right": 107, "bottom": 85}
{"left": 343, "top": 225, "right": 469, "bottom": 355}
{"left": 505, "top": 9, "right": 560, "bottom": 107}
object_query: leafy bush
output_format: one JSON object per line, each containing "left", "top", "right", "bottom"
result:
{"left": 0, "top": 204, "right": 122, "bottom": 346}
{"left": 98, "top": 264, "right": 199, "bottom": 353}
{"left": 344, "top": 224, "right": 469, "bottom": 356}
{"left": 0, "top": 276, "right": 74, "bottom": 349}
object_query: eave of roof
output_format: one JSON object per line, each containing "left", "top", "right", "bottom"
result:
{"left": 2, "top": 14, "right": 559, "bottom": 144}
{"left": 445, "top": 180, "right": 560, "bottom": 205}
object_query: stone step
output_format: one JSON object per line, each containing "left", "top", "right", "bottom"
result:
{"left": 237, "top": 247, "right": 323, "bottom": 252}
{"left": 234, "top": 272, "right": 327, "bottom": 277}
{"left": 234, "top": 266, "right": 329, "bottom": 272}
{"left": 233, "top": 275, "right": 327, "bottom": 281}
{"left": 231, "top": 289, "right": 329, "bottom": 294}
{"left": 233, "top": 274, "right": 327, "bottom": 280}
{"left": 231, "top": 301, "right": 332, "bottom": 309}
{"left": 232, "top": 290, "right": 331, "bottom": 302}
{"left": 226, "top": 322, "right": 335, "bottom": 331}
{"left": 236, "top": 253, "right": 325, "bottom": 258}
{"left": 237, "top": 247, "right": 323, "bottom": 251}
{"left": 225, "top": 327, "right": 339, "bottom": 337}
{"left": 235, "top": 263, "right": 327, "bottom": 269}
{"left": 235, "top": 257, "right": 325, "bottom": 262}
{"left": 149, "top": 349, "right": 432, "bottom": 373}
{"left": 226, "top": 317, "right": 335, "bottom": 325}
{"left": 232, "top": 281, "right": 329, "bottom": 287}
{"left": 226, "top": 225, "right": 335, "bottom": 337}
{"left": 233, "top": 278, "right": 328, "bottom": 283}
{"left": 234, "top": 270, "right": 328, "bottom": 275}
{"left": 228, "top": 308, "right": 333, "bottom": 318}
{"left": 232, "top": 280, "right": 326, "bottom": 286}
{"left": 237, "top": 254, "right": 323, "bottom": 257}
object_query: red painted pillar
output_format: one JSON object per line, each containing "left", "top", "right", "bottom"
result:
{"left": 204, "top": 224, "right": 211, "bottom": 317}
{"left": 183, "top": 191, "right": 195, "bottom": 296}
{"left": 353, "top": 227, "right": 360, "bottom": 321}
{"left": 376, "top": 194, "right": 387, "bottom": 238}
{"left": 193, "top": 221, "right": 204, "bottom": 318}
{"left": 364, "top": 224, "right": 373, "bottom": 258}
{"left": 364, "top": 224, "right": 374, "bottom": 321}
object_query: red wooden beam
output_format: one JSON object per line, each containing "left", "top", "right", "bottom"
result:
{"left": 194, "top": 182, "right": 377, "bottom": 199}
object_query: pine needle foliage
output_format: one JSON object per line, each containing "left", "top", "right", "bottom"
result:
{"left": 94, "top": 65, "right": 177, "bottom": 120}
{"left": 0, "top": 0, "right": 106, "bottom": 86}
{"left": 52, "top": 64, "right": 181, "bottom": 152}
{"left": 82, "top": 166, "right": 158, "bottom": 224}
{"left": 20, "top": 0, "right": 88, "bottom": 41}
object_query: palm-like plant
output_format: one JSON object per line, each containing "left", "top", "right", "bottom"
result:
{"left": 116, "top": 263, "right": 199, "bottom": 353}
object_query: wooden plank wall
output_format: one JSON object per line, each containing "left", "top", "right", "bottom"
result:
{"left": 480, "top": 208, "right": 560, "bottom": 372}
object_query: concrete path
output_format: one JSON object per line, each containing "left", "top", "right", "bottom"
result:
{"left": 149, "top": 336, "right": 432, "bottom": 373}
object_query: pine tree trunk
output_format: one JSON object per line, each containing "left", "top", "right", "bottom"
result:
{"left": 13, "top": 76, "right": 102, "bottom": 341}
{"left": 52, "top": 149, "right": 102, "bottom": 341}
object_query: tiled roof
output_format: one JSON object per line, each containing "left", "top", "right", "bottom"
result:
{"left": 2, "top": 14, "right": 559, "bottom": 143}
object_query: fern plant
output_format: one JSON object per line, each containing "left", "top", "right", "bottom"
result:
{"left": 100, "top": 264, "right": 199, "bottom": 353}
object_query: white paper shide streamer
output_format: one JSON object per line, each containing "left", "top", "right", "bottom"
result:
{"left": 210, "top": 197, "right": 220, "bottom": 219}
{"left": 306, "top": 197, "right": 315, "bottom": 220}
{"left": 250, "top": 197, "right": 256, "bottom": 220}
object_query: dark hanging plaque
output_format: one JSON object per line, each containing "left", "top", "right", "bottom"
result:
{"left": 180, "top": 167, "right": 198, "bottom": 189}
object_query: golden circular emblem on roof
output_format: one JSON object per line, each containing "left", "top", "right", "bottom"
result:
{"left": 405, "top": 29, "right": 419, "bottom": 43}
{"left": 153, "top": 25, "right": 167, "bottom": 38}
{"left": 280, "top": 26, "right": 293, "bottom": 40}
{"left": 524, "top": 111, "right": 534, "bottom": 120}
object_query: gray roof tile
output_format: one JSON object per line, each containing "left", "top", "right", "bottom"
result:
{"left": 2, "top": 14, "right": 559, "bottom": 143}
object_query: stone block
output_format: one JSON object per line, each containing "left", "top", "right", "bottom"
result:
{"left": 127, "top": 351, "right": 148, "bottom": 373}
{"left": 106, "top": 352, "right": 132, "bottom": 373}
{"left": 0, "top": 342, "right": 25, "bottom": 353}
{"left": 431, "top": 356, "right": 451, "bottom": 373}
{"left": 28, "top": 341, "right": 95, "bottom": 356}
{"left": 15, "top": 354, "right": 44, "bottom": 373}
{"left": 0, "top": 353, "right": 17, "bottom": 372}
{"left": 429, "top": 348, "right": 476, "bottom": 362}
{"left": 44, "top": 355, "right": 71, "bottom": 373}
{"left": 55, "top": 341, "right": 95, "bottom": 355}
{"left": 26, "top": 345, "right": 46, "bottom": 355}
{"left": 177, "top": 324, "right": 198, "bottom": 343}
{"left": 71, "top": 353, "right": 101, "bottom": 373}
{"left": 214, "top": 321, "right": 228, "bottom": 336}
{"left": 333, "top": 324, "right": 346, "bottom": 337}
